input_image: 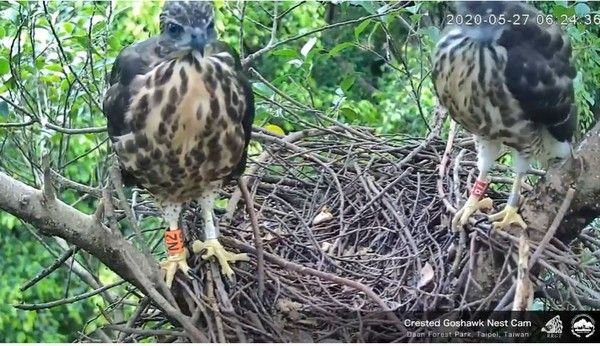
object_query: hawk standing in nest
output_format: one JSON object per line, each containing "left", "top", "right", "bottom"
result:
{"left": 432, "top": 1, "right": 577, "bottom": 232}
{"left": 103, "top": 1, "right": 254, "bottom": 286}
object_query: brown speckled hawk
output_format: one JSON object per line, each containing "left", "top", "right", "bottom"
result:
{"left": 432, "top": 1, "right": 577, "bottom": 232}
{"left": 103, "top": 0, "right": 254, "bottom": 286}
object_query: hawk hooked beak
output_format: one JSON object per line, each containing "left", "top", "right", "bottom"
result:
{"left": 190, "top": 34, "right": 207, "bottom": 54}
{"left": 189, "top": 27, "right": 215, "bottom": 55}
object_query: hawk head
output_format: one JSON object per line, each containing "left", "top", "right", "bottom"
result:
{"left": 158, "top": 0, "right": 216, "bottom": 56}
{"left": 455, "top": 1, "right": 507, "bottom": 17}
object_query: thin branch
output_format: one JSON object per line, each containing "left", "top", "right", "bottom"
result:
{"left": 238, "top": 178, "right": 265, "bottom": 299}
{"left": 104, "top": 325, "right": 187, "bottom": 338}
{"left": 242, "top": 4, "right": 405, "bottom": 68}
{"left": 14, "top": 280, "right": 125, "bottom": 310}
{"left": 20, "top": 247, "right": 78, "bottom": 291}
{"left": 529, "top": 188, "right": 576, "bottom": 269}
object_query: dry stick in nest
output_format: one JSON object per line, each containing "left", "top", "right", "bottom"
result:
{"left": 512, "top": 230, "right": 532, "bottom": 311}
{"left": 529, "top": 188, "right": 576, "bottom": 269}
{"left": 205, "top": 269, "right": 226, "bottom": 343}
{"left": 439, "top": 121, "right": 469, "bottom": 285}
{"left": 117, "top": 297, "right": 151, "bottom": 342}
{"left": 120, "top": 251, "right": 207, "bottom": 343}
{"left": 104, "top": 325, "right": 187, "bottom": 339}
{"left": 238, "top": 178, "right": 265, "bottom": 300}
{"left": 494, "top": 188, "right": 576, "bottom": 310}
{"left": 225, "top": 127, "right": 339, "bottom": 221}
{"left": 437, "top": 120, "right": 457, "bottom": 214}
{"left": 221, "top": 237, "right": 406, "bottom": 332}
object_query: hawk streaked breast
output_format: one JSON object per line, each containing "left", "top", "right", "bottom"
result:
{"left": 432, "top": 1, "right": 577, "bottom": 231}
{"left": 103, "top": 0, "right": 254, "bottom": 286}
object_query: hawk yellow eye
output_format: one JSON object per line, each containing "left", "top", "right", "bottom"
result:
{"left": 167, "top": 22, "right": 183, "bottom": 37}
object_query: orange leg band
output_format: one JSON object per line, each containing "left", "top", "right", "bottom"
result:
{"left": 470, "top": 179, "right": 489, "bottom": 199}
{"left": 165, "top": 228, "right": 185, "bottom": 256}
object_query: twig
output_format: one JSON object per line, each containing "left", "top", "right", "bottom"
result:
{"left": 512, "top": 230, "right": 532, "bottom": 310}
{"left": 104, "top": 325, "right": 187, "bottom": 338}
{"left": 238, "top": 178, "right": 265, "bottom": 300}
{"left": 222, "top": 237, "right": 394, "bottom": 313}
{"left": 242, "top": 4, "right": 404, "bottom": 68}
{"left": 528, "top": 188, "right": 576, "bottom": 269}
{"left": 14, "top": 280, "right": 125, "bottom": 310}
{"left": 20, "top": 247, "right": 78, "bottom": 291}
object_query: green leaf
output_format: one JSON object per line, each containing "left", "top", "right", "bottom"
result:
{"left": 45, "top": 63, "right": 63, "bottom": 73}
{"left": 40, "top": 75, "right": 61, "bottom": 83}
{"left": 329, "top": 42, "right": 354, "bottom": 57}
{"left": 340, "top": 75, "right": 355, "bottom": 92}
{"left": 354, "top": 20, "right": 371, "bottom": 40}
{"left": 0, "top": 27, "right": 5, "bottom": 38}
{"left": 62, "top": 22, "right": 74, "bottom": 34}
{"left": 252, "top": 82, "right": 274, "bottom": 97}
{"left": 271, "top": 48, "right": 298, "bottom": 58}
{"left": 0, "top": 57, "right": 9, "bottom": 75}
{"left": 108, "top": 36, "right": 120, "bottom": 50}
{"left": 340, "top": 106, "right": 358, "bottom": 120}
{"left": 410, "top": 13, "right": 424, "bottom": 25}
{"left": 35, "top": 57, "right": 45, "bottom": 70}
{"left": 215, "top": 198, "right": 228, "bottom": 209}
{"left": 73, "top": 34, "right": 89, "bottom": 47}
{"left": 353, "top": 1, "right": 377, "bottom": 14}
{"left": 426, "top": 26, "right": 441, "bottom": 43}
{"left": 552, "top": 4, "right": 574, "bottom": 18}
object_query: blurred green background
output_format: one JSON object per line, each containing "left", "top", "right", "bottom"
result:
{"left": 0, "top": 0, "right": 599, "bottom": 341}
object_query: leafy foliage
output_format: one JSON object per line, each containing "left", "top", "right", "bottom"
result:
{"left": 0, "top": 0, "right": 599, "bottom": 341}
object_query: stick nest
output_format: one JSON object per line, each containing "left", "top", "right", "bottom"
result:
{"left": 93, "top": 120, "right": 600, "bottom": 342}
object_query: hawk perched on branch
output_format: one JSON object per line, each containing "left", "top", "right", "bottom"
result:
{"left": 432, "top": 1, "right": 577, "bottom": 231}
{"left": 103, "top": 1, "right": 254, "bottom": 286}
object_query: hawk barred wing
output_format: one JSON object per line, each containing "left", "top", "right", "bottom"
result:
{"left": 103, "top": 37, "right": 166, "bottom": 139}
{"left": 497, "top": 3, "right": 577, "bottom": 142}
{"left": 205, "top": 43, "right": 255, "bottom": 180}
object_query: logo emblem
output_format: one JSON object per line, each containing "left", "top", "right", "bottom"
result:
{"left": 571, "top": 314, "right": 595, "bottom": 338}
{"left": 542, "top": 315, "right": 562, "bottom": 337}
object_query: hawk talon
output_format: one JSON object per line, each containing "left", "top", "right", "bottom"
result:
{"left": 192, "top": 239, "right": 249, "bottom": 278}
{"left": 160, "top": 250, "right": 191, "bottom": 288}
{"left": 451, "top": 196, "right": 494, "bottom": 232}
{"left": 488, "top": 205, "right": 527, "bottom": 230}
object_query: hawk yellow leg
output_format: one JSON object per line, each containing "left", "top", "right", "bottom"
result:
{"left": 488, "top": 172, "right": 527, "bottom": 230}
{"left": 195, "top": 190, "right": 248, "bottom": 278}
{"left": 452, "top": 139, "right": 501, "bottom": 233}
{"left": 160, "top": 204, "right": 191, "bottom": 288}
{"left": 452, "top": 195, "right": 494, "bottom": 232}
{"left": 489, "top": 205, "right": 527, "bottom": 229}
{"left": 192, "top": 239, "right": 249, "bottom": 278}
{"left": 160, "top": 250, "right": 191, "bottom": 288}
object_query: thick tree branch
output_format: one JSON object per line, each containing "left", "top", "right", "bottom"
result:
{"left": 0, "top": 171, "right": 159, "bottom": 286}
{"left": 0, "top": 171, "right": 206, "bottom": 342}
{"left": 521, "top": 121, "right": 600, "bottom": 243}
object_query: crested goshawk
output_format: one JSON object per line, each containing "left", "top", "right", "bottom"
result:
{"left": 103, "top": 0, "right": 254, "bottom": 286}
{"left": 432, "top": 1, "right": 577, "bottom": 231}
